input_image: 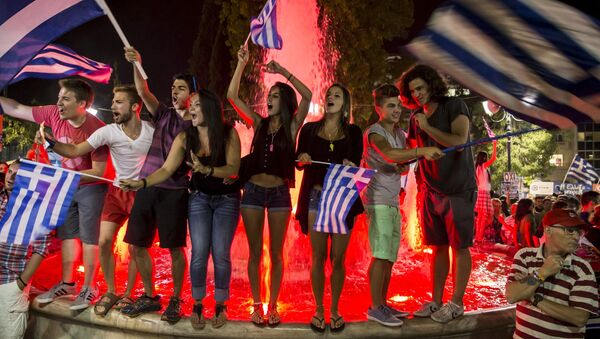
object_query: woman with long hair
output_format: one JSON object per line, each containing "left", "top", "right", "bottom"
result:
{"left": 227, "top": 45, "right": 312, "bottom": 326}
{"left": 513, "top": 198, "right": 539, "bottom": 249}
{"left": 474, "top": 141, "right": 497, "bottom": 244}
{"left": 296, "top": 84, "right": 363, "bottom": 332}
{"left": 120, "top": 90, "right": 241, "bottom": 329}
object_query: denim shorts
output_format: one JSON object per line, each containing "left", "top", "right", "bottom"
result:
{"left": 241, "top": 182, "right": 292, "bottom": 212}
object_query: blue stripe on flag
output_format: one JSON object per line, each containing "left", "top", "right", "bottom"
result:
{"left": 6, "top": 190, "right": 35, "bottom": 244}
{"left": 0, "top": 1, "right": 35, "bottom": 23}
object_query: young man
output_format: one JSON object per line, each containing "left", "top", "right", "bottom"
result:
{"left": 398, "top": 64, "right": 476, "bottom": 323}
{"left": 505, "top": 209, "right": 598, "bottom": 338}
{"left": 120, "top": 47, "right": 192, "bottom": 323}
{"left": 0, "top": 160, "right": 52, "bottom": 338}
{"left": 0, "top": 79, "right": 108, "bottom": 310}
{"left": 44, "top": 85, "right": 153, "bottom": 317}
{"left": 362, "top": 84, "right": 443, "bottom": 327}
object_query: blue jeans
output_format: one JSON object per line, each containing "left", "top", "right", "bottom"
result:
{"left": 188, "top": 191, "right": 240, "bottom": 302}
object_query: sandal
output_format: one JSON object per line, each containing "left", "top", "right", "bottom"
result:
{"left": 190, "top": 304, "right": 206, "bottom": 330}
{"left": 93, "top": 292, "right": 119, "bottom": 317}
{"left": 113, "top": 296, "right": 134, "bottom": 311}
{"left": 309, "top": 305, "right": 326, "bottom": 333}
{"left": 250, "top": 303, "right": 265, "bottom": 327}
{"left": 330, "top": 314, "right": 345, "bottom": 333}
{"left": 267, "top": 304, "right": 280, "bottom": 327}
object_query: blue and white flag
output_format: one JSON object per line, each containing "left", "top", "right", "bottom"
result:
{"left": 250, "top": 0, "right": 283, "bottom": 49}
{"left": 314, "top": 164, "right": 375, "bottom": 234}
{"left": 0, "top": 0, "right": 105, "bottom": 90}
{"left": 9, "top": 43, "right": 112, "bottom": 85}
{"left": 565, "top": 154, "right": 600, "bottom": 187}
{"left": 0, "top": 160, "right": 80, "bottom": 245}
{"left": 405, "top": 0, "right": 600, "bottom": 129}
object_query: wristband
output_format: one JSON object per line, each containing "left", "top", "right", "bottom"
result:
{"left": 46, "top": 138, "right": 56, "bottom": 149}
{"left": 18, "top": 276, "right": 26, "bottom": 286}
{"left": 142, "top": 178, "right": 147, "bottom": 189}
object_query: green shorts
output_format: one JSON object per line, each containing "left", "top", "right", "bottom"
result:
{"left": 366, "top": 205, "right": 401, "bottom": 262}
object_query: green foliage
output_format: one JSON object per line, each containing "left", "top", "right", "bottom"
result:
{"left": 470, "top": 104, "right": 557, "bottom": 191}
{"left": 319, "top": 0, "right": 414, "bottom": 128}
{"left": 2, "top": 115, "right": 36, "bottom": 149}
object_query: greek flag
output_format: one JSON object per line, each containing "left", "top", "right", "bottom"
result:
{"left": 0, "top": 160, "right": 80, "bottom": 245}
{"left": 0, "top": 0, "right": 105, "bottom": 90}
{"left": 9, "top": 44, "right": 112, "bottom": 84}
{"left": 405, "top": 0, "right": 600, "bottom": 129}
{"left": 565, "top": 155, "right": 600, "bottom": 187}
{"left": 250, "top": 0, "right": 283, "bottom": 49}
{"left": 314, "top": 164, "right": 375, "bottom": 234}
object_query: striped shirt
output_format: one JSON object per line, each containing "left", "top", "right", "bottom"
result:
{"left": 509, "top": 246, "right": 599, "bottom": 338}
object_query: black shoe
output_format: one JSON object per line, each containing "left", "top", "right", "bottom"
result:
{"left": 161, "top": 296, "right": 183, "bottom": 324}
{"left": 121, "top": 294, "right": 161, "bottom": 318}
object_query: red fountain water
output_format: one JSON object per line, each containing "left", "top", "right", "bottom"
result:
{"left": 32, "top": 0, "right": 512, "bottom": 323}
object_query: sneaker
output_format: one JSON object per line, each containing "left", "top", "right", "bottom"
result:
{"left": 212, "top": 304, "right": 227, "bottom": 328}
{"left": 413, "top": 301, "right": 440, "bottom": 317}
{"left": 161, "top": 296, "right": 183, "bottom": 324}
{"left": 70, "top": 285, "right": 99, "bottom": 310}
{"left": 121, "top": 294, "right": 161, "bottom": 318}
{"left": 37, "top": 282, "right": 77, "bottom": 303}
{"left": 190, "top": 304, "right": 206, "bottom": 330}
{"left": 367, "top": 305, "right": 404, "bottom": 327}
{"left": 383, "top": 304, "right": 410, "bottom": 318}
{"left": 431, "top": 301, "right": 464, "bottom": 323}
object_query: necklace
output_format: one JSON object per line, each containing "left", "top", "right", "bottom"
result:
{"left": 268, "top": 125, "right": 280, "bottom": 152}
{"left": 325, "top": 126, "right": 339, "bottom": 152}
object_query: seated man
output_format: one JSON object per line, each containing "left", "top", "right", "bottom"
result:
{"left": 506, "top": 209, "right": 599, "bottom": 338}
{"left": 0, "top": 160, "right": 52, "bottom": 338}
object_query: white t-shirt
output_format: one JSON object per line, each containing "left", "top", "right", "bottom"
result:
{"left": 87, "top": 120, "right": 154, "bottom": 185}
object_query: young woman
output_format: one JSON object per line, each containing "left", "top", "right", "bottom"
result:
{"left": 120, "top": 90, "right": 241, "bottom": 329}
{"left": 227, "top": 45, "right": 312, "bottom": 326}
{"left": 514, "top": 198, "right": 539, "bottom": 249}
{"left": 474, "top": 141, "right": 497, "bottom": 243}
{"left": 295, "top": 84, "right": 362, "bottom": 333}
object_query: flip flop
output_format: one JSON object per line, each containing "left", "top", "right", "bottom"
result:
{"left": 93, "top": 292, "right": 119, "bottom": 317}
{"left": 330, "top": 315, "right": 345, "bottom": 333}
{"left": 310, "top": 315, "right": 326, "bottom": 333}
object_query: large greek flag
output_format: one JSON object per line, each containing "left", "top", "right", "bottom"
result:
{"left": 565, "top": 154, "right": 600, "bottom": 186}
{"left": 250, "top": 0, "right": 283, "bottom": 49}
{"left": 9, "top": 43, "right": 112, "bottom": 84}
{"left": 314, "top": 164, "right": 375, "bottom": 234}
{"left": 405, "top": 0, "right": 600, "bottom": 129}
{"left": 0, "top": 160, "right": 80, "bottom": 245}
{"left": 0, "top": 0, "right": 105, "bottom": 90}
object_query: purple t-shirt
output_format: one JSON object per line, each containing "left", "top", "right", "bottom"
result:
{"left": 140, "top": 104, "right": 192, "bottom": 189}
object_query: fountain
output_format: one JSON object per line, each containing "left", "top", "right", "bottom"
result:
{"left": 27, "top": 1, "right": 516, "bottom": 337}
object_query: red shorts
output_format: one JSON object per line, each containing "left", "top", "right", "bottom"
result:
{"left": 101, "top": 185, "right": 136, "bottom": 225}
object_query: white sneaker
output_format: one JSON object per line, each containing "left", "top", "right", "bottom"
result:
{"left": 36, "top": 281, "right": 77, "bottom": 303}
{"left": 413, "top": 301, "right": 440, "bottom": 317}
{"left": 430, "top": 301, "right": 464, "bottom": 323}
{"left": 70, "top": 285, "right": 99, "bottom": 310}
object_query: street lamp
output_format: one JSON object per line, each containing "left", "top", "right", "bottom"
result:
{"left": 482, "top": 101, "right": 522, "bottom": 172}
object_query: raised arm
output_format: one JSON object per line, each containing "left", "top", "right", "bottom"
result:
{"left": 120, "top": 132, "right": 187, "bottom": 191}
{"left": 124, "top": 47, "right": 160, "bottom": 115}
{"left": 0, "top": 96, "right": 34, "bottom": 122}
{"left": 264, "top": 60, "right": 312, "bottom": 138}
{"left": 227, "top": 45, "right": 261, "bottom": 127}
{"left": 483, "top": 140, "right": 498, "bottom": 168}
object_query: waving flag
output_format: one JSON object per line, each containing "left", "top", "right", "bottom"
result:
{"left": 0, "top": 0, "right": 105, "bottom": 90}
{"left": 405, "top": 0, "right": 600, "bottom": 129}
{"left": 565, "top": 155, "right": 600, "bottom": 187}
{"left": 0, "top": 160, "right": 80, "bottom": 245}
{"left": 314, "top": 164, "right": 375, "bottom": 234}
{"left": 482, "top": 117, "right": 496, "bottom": 138}
{"left": 250, "top": 0, "right": 283, "bottom": 49}
{"left": 9, "top": 44, "right": 112, "bottom": 84}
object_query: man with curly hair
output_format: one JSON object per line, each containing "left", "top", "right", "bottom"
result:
{"left": 398, "top": 64, "right": 476, "bottom": 323}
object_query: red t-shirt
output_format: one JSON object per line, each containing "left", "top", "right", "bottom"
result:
{"left": 32, "top": 105, "right": 109, "bottom": 171}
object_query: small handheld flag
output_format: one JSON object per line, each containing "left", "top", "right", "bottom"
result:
{"left": 250, "top": 0, "right": 283, "bottom": 49}
{"left": 313, "top": 164, "right": 375, "bottom": 234}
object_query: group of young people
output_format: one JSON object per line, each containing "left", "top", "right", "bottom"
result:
{"left": 1, "top": 45, "right": 485, "bottom": 334}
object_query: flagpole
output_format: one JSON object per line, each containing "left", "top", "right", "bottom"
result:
{"left": 20, "top": 159, "right": 114, "bottom": 184}
{"left": 244, "top": 32, "right": 252, "bottom": 46}
{"left": 95, "top": 0, "right": 148, "bottom": 80}
{"left": 295, "top": 160, "right": 377, "bottom": 172}
{"left": 561, "top": 154, "right": 577, "bottom": 186}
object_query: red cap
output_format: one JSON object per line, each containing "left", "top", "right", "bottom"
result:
{"left": 542, "top": 209, "right": 587, "bottom": 228}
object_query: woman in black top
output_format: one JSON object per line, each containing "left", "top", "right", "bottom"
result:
{"left": 120, "top": 90, "right": 241, "bottom": 329}
{"left": 227, "top": 45, "right": 312, "bottom": 326}
{"left": 296, "top": 83, "right": 363, "bottom": 332}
